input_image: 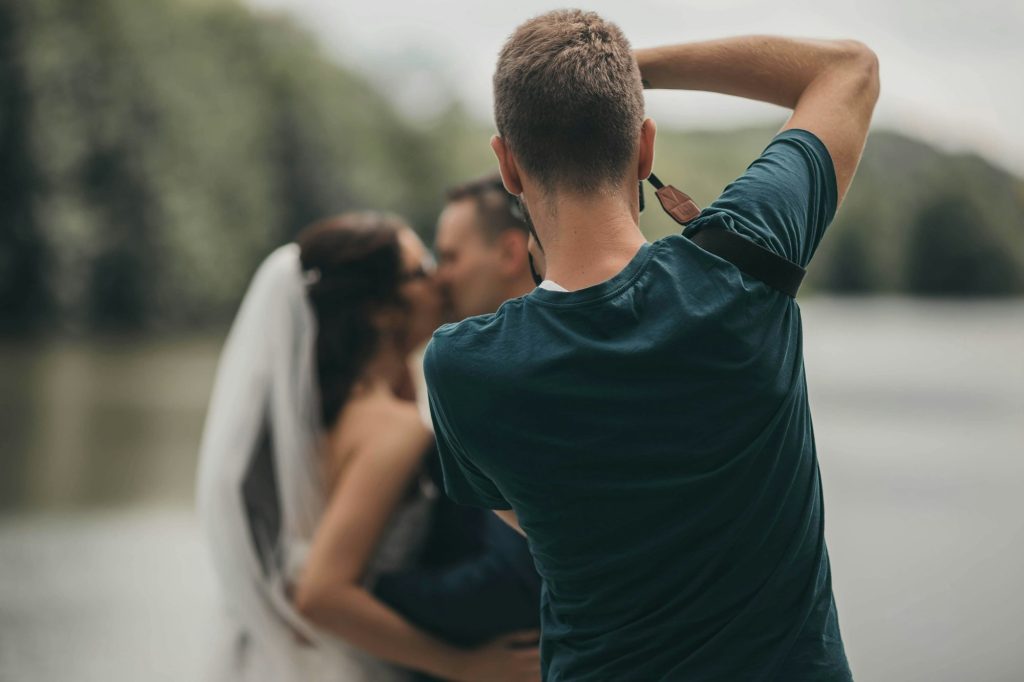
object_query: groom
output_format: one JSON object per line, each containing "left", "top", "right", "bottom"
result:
{"left": 372, "top": 173, "right": 542, "bottom": 662}
{"left": 424, "top": 10, "right": 878, "bottom": 681}
{"left": 433, "top": 173, "right": 540, "bottom": 320}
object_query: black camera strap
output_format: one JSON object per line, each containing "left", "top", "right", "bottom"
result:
{"left": 646, "top": 173, "right": 806, "bottom": 299}
{"left": 521, "top": 173, "right": 807, "bottom": 298}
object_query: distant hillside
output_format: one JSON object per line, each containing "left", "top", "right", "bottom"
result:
{"left": 630, "top": 126, "right": 1024, "bottom": 294}
{"left": 2, "top": 0, "right": 1021, "bottom": 334}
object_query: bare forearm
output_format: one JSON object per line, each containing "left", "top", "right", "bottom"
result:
{"left": 299, "top": 584, "right": 467, "bottom": 680}
{"left": 634, "top": 35, "right": 869, "bottom": 109}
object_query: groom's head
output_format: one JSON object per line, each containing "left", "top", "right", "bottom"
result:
{"left": 489, "top": 10, "right": 655, "bottom": 207}
{"left": 434, "top": 174, "right": 534, "bottom": 321}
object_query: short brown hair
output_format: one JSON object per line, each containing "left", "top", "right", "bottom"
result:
{"left": 445, "top": 173, "right": 529, "bottom": 241}
{"left": 493, "top": 9, "right": 644, "bottom": 195}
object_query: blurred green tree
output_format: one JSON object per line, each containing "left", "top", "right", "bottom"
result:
{"left": 1, "top": 0, "right": 1022, "bottom": 335}
{"left": 0, "top": 3, "right": 50, "bottom": 332}
{"left": 905, "top": 193, "right": 1023, "bottom": 296}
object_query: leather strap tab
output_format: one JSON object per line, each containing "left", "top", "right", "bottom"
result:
{"left": 655, "top": 185, "right": 702, "bottom": 225}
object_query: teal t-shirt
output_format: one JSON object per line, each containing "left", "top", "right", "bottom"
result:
{"left": 424, "top": 128, "right": 852, "bottom": 681}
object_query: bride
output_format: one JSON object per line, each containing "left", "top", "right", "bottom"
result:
{"left": 196, "top": 212, "right": 539, "bottom": 681}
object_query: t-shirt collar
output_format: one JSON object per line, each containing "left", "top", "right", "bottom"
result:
{"left": 528, "top": 241, "right": 654, "bottom": 306}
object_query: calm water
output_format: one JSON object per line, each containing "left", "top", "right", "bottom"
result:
{"left": 1, "top": 298, "right": 1022, "bottom": 681}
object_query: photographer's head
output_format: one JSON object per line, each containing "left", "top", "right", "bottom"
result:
{"left": 490, "top": 10, "right": 656, "bottom": 223}
{"left": 435, "top": 174, "right": 535, "bottom": 320}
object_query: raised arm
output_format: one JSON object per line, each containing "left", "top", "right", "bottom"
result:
{"left": 634, "top": 36, "right": 879, "bottom": 208}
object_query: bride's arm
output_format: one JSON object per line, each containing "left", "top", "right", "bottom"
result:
{"left": 292, "top": 405, "right": 464, "bottom": 677}
{"left": 292, "top": 405, "right": 536, "bottom": 681}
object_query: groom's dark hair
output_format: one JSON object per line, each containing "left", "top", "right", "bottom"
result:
{"left": 445, "top": 173, "right": 529, "bottom": 242}
{"left": 493, "top": 9, "right": 644, "bottom": 195}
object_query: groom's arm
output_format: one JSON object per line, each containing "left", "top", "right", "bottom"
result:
{"left": 634, "top": 35, "right": 879, "bottom": 209}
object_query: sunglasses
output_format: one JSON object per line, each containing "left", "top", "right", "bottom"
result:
{"left": 399, "top": 252, "right": 436, "bottom": 283}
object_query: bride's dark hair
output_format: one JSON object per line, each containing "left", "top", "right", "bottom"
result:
{"left": 296, "top": 211, "right": 409, "bottom": 427}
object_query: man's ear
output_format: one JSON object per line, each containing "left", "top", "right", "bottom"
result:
{"left": 491, "top": 135, "right": 524, "bottom": 195}
{"left": 495, "top": 229, "right": 528, "bottom": 277}
{"left": 637, "top": 118, "right": 657, "bottom": 180}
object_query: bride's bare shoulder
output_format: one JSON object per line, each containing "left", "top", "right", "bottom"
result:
{"left": 326, "top": 390, "right": 431, "bottom": 478}
{"left": 343, "top": 389, "right": 427, "bottom": 433}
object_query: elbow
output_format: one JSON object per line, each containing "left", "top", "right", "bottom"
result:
{"left": 293, "top": 578, "right": 349, "bottom": 630}
{"left": 839, "top": 40, "right": 880, "bottom": 89}
{"left": 837, "top": 39, "right": 874, "bottom": 59}
{"left": 293, "top": 580, "right": 327, "bottom": 625}
{"left": 839, "top": 40, "right": 881, "bottom": 103}
{"left": 865, "top": 50, "right": 881, "bottom": 104}
{"left": 855, "top": 43, "right": 881, "bottom": 104}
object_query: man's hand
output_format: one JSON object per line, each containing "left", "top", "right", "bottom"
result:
{"left": 634, "top": 36, "right": 879, "bottom": 208}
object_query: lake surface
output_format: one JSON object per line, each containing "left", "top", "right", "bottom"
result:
{"left": 1, "top": 297, "right": 1022, "bottom": 681}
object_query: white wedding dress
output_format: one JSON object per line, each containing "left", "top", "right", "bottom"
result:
{"left": 196, "top": 244, "right": 437, "bottom": 682}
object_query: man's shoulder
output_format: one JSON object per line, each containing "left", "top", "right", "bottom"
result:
{"left": 431, "top": 298, "right": 530, "bottom": 345}
{"left": 425, "top": 300, "right": 527, "bottom": 377}
{"left": 431, "top": 313, "right": 496, "bottom": 343}
{"left": 430, "top": 311, "right": 501, "bottom": 350}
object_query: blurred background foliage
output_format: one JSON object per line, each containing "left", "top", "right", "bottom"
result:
{"left": 2, "top": 0, "right": 1022, "bottom": 336}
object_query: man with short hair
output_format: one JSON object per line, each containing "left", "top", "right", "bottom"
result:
{"left": 425, "top": 9, "right": 878, "bottom": 681}
{"left": 372, "top": 174, "right": 544, "bottom": 679}
{"left": 434, "top": 174, "right": 538, "bottom": 321}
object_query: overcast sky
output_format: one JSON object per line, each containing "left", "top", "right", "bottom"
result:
{"left": 246, "top": 0, "right": 1024, "bottom": 176}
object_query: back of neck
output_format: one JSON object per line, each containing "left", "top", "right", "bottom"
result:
{"left": 532, "top": 192, "right": 647, "bottom": 291}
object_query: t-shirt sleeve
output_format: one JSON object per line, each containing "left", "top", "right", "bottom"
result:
{"left": 684, "top": 127, "right": 838, "bottom": 268}
{"left": 422, "top": 336, "right": 512, "bottom": 510}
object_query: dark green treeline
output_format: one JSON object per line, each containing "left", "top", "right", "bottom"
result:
{"left": 2, "top": 0, "right": 1021, "bottom": 333}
